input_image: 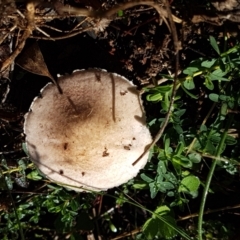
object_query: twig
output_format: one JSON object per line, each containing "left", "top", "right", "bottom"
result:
{"left": 35, "top": 26, "right": 51, "bottom": 38}
{"left": 16, "top": 9, "right": 25, "bottom": 19}
{"left": 132, "top": 0, "right": 181, "bottom": 166}
{"left": 40, "top": 24, "right": 63, "bottom": 33}
{"left": 178, "top": 203, "right": 240, "bottom": 221}
{"left": 31, "top": 27, "right": 92, "bottom": 40}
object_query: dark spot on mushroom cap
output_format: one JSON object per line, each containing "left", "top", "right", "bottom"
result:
{"left": 59, "top": 170, "right": 64, "bottom": 175}
{"left": 102, "top": 147, "right": 109, "bottom": 157}
{"left": 63, "top": 143, "right": 68, "bottom": 150}
{"left": 124, "top": 145, "right": 131, "bottom": 150}
{"left": 94, "top": 72, "right": 101, "bottom": 81}
{"left": 82, "top": 172, "right": 85, "bottom": 176}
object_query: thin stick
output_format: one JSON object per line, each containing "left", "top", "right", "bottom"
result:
{"left": 178, "top": 203, "right": 240, "bottom": 221}
{"left": 132, "top": 0, "right": 181, "bottom": 166}
{"left": 31, "top": 27, "right": 92, "bottom": 40}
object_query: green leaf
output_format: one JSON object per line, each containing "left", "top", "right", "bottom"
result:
{"left": 49, "top": 205, "right": 62, "bottom": 213}
{"left": 164, "top": 172, "right": 178, "bottom": 183}
{"left": 22, "top": 142, "right": 29, "bottom": 156}
{"left": 154, "top": 205, "right": 171, "bottom": 216}
{"left": 220, "top": 103, "right": 228, "bottom": 116}
{"left": 149, "top": 182, "right": 158, "bottom": 198}
{"left": 179, "top": 175, "right": 200, "bottom": 193}
{"left": 143, "top": 205, "right": 178, "bottom": 240}
{"left": 219, "top": 95, "right": 228, "bottom": 101}
{"left": 201, "top": 59, "right": 216, "bottom": 68}
{"left": 109, "top": 221, "right": 117, "bottom": 232}
{"left": 70, "top": 198, "right": 80, "bottom": 211}
{"left": 209, "top": 93, "right": 219, "bottom": 102}
{"left": 209, "top": 36, "right": 220, "bottom": 55}
{"left": 183, "top": 67, "right": 199, "bottom": 75}
{"left": 157, "top": 161, "right": 167, "bottom": 174}
{"left": 156, "top": 215, "right": 178, "bottom": 239}
{"left": 140, "top": 173, "right": 153, "bottom": 183}
{"left": 209, "top": 69, "right": 228, "bottom": 81}
{"left": 132, "top": 181, "right": 148, "bottom": 189}
{"left": 189, "top": 58, "right": 203, "bottom": 68}
{"left": 26, "top": 170, "right": 43, "bottom": 181}
{"left": 61, "top": 212, "right": 73, "bottom": 222}
{"left": 227, "top": 99, "right": 234, "bottom": 109}
{"left": 146, "top": 93, "right": 163, "bottom": 102}
{"left": 174, "top": 141, "right": 184, "bottom": 156}
{"left": 162, "top": 91, "right": 170, "bottom": 111}
{"left": 182, "top": 170, "right": 190, "bottom": 177}
{"left": 188, "top": 153, "right": 202, "bottom": 163}
{"left": 172, "top": 155, "right": 192, "bottom": 168}
{"left": 174, "top": 109, "right": 186, "bottom": 118}
{"left": 18, "top": 159, "right": 27, "bottom": 170}
{"left": 142, "top": 218, "right": 158, "bottom": 239}
{"left": 161, "top": 182, "right": 175, "bottom": 190}
{"left": 154, "top": 206, "right": 178, "bottom": 238}
{"left": 173, "top": 124, "right": 183, "bottom": 134}
{"left": 204, "top": 77, "right": 214, "bottom": 90}
{"left": 183, "top": 78, "right": 195, "bottom": 90}
{"left": 167, "top": 191, "right": 175, "bottom": 197}
{"left": 164, "top": 135, "right": 171, "bottom": 153}
{"left": 58, "top": 190, "right": 70, "bottom": 201}
{"left": 204, "top": 140, "right": 216, "bottom": 154}
{"left": 200, "top": 124, "right": 207, "bottom": 132}
{"left": 4, "top": 175, "right": 13, "bottom": 190}
{"left": 154, "top": 85, "right": 172, "bottom": 93}
{"left": 157, "top": 175, "right": 163, "bottom": 185}
{"left": 171, "top": 161, "right": 182, "bottom": 175}
{"left": 225, "top": 135, "right": 237, "bottom": 145}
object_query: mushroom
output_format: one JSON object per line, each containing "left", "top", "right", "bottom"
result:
{"left": 24, "top": 69, "right": 152, "bottom": 191}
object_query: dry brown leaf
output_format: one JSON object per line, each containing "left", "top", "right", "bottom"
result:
{"left": 17, "top": 42, "right": 62, "bottom": 93}
{"left": 17, "top": 42, "right": 53, "bottom": 79}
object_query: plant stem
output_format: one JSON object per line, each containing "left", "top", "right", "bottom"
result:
{"left": 197, "top": 113, "right": 234, "bottom": 239}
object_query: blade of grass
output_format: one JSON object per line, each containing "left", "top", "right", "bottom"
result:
{"left": 197, "top": 113, "right": 234, "bottom": 239}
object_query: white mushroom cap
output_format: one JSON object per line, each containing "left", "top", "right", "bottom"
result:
{"left": 24, "top": 69, "right": 152, "bottom": 191}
